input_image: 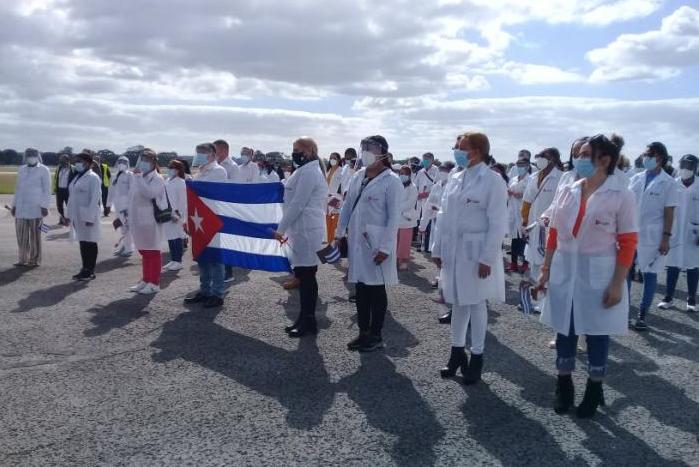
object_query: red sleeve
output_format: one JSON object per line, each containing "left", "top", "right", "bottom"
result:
{"left": 546, "top": 227, "right": 558, "bottom": 251}
{"left": 617, "top": 232, "right": 638, "bottom": 268}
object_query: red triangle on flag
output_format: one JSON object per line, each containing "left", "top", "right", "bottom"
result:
{"left": 187, "top": 186, "right": 224, "bottom": 260}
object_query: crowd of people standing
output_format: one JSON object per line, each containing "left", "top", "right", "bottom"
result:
{"left": 8, "top": 130, "right": 696, "bottom": 419}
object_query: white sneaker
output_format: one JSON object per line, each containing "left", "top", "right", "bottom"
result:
{"left": 162, "top": 261, "right": 174, "bottom": 272}
{"left": 224, "top": 276, "right": 235, "bottom": 284}
{"left": 687, "top": 302, "right": 697, "bottom": 312}
{"left": 129, "top": 281, "right": 146, "bottom": 292}
{"left": 168, "top": 262, "right": 183, "bottom": 271}
{"left": 138, "top": 283, "right": 160, "bottom": 295}
{"left": 548, "top": 339, "right": 556, "bottom": 349}
{"left": 658, "top": 300, "right": 672, "bottom": 309}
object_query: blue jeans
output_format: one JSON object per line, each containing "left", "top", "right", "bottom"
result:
{"left": 199, "top": 261, "right": 225, "bottom": 298}
{"left": 168, "top": 238, "right": 183, "bottom": 263}
{"left": 664, "top": 267, "right": 699, "bottom": 304}
{"left": 556, "top": 310, "right": 610, "bottom": 380}
{"left": 627, "top": 271, "right": 657, "bottom": 319}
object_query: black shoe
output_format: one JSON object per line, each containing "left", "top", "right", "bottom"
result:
{"left": 72, "top": 270, "right": 85, "bottom": 280}
{"left": 288, "top": 320, "right": 318, "bottom": 338}
{"left": 462, "top": 353, "right": 483, "bottom": 385}
{"left": 284, "top": 319, "right": 301, "bottom": 333}
{"left": 440, "top": 346, "right": 467, "bottom": 378}
{"left": 203, "top": 297, "right": 224, "bottom": 308}
{"left": 633, "top": 318, "right": 648, "bottom": 331}
{"left": 348, "top": 294, "right": 357, "bottom": 303}
{"left": 438, "top": 310, "right": 452, "bottom": 324}
{"left": 431, "top": 279, "right": 439, "bottom": 289}
{"left": 554, "top": 374, "right": 575, "bottom": 414}
{"left": 358, "top": 335, "right": 385, "bottom": 352}
{"left": 347, "top": 332, "right": 370, "bottom": 351}
{"left": 576, "top": 378, "right": 605, "bottom": 419}
{"left": 76, "top": 271, "right": 95, "bottom": 281}
{"left": 183, "top": 293, "right": 209, "bottom": 304}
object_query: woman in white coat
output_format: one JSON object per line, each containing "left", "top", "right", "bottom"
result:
{"left": 162, "top": 160, "right": 188, "bottom": 273}
{"left": 538, "top": 134, "right": 638, "bottom": 418}
{"left": 397, "top": 166, "right": 419, "bottom": 270}
{"left": 66, "top": 152, "right": 102, "bottom": 281}
{"left": 336, "top": 135, "right": 402, "bottom": 353}
{"left": 507, "top": 156, "right": 532, "bottom": 273}
{"left": 107, "top": 155, "right": 134, "bottom": 257}
{"left": 658, "top": 154, "right": 699, "bottom": 312}
{"left": 273, "top": 137, "right": 327, "bottom": 338}
{"left": 432, "top": 132, "right": 508, "bottom": 384}
{"left": 521, "top": 148, "right": 564, "bottom": 287}
{"left": 325, "top": 152, "right": 344, "bottom": 243}
{"left": 128, "top": 149, "right": 168, "bottom": 295}
{"left": 627, "top": 141, "right": 680, "bottom": 330}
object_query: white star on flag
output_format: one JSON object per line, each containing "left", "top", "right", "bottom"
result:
{"left": 190, "top": 209, "right": 204, "bottom": 232}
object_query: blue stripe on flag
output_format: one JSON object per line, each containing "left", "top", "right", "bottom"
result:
{"left": 188, "top": 180, "right": 284, "bottom": 204}
{"left": 219, "top": 216, "right": 277, "bottom": 240}
{"left": 198, "top": 247, "right": 291, "bottom": 272}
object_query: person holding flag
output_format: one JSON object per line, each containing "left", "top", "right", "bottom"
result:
{"left": 272, "top": 137, "right": 327, "bottom": 337}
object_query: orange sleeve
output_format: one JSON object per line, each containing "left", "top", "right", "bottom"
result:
{"left": 546, "top": 227, "right": 558, "bottom": 251}
{"left": 617, "top": 232, "right": 638, "bottom": 268}
{"left": 521, "top": 201, "right": 532, "bottom": 225}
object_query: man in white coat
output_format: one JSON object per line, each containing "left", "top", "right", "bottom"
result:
{"left": 11, "top": 148, "right": 50, "bottom": 267}
{"left": 432, "top": 132, "right": 508, "bottom": 385}
{"left": 107, "top": 155, "right": 134, "bottom": 257}
{"left": 337, "top": 135, "right": 402, "bottom": 353}
{"left": 413, "top": 152, "right": 440, "bottom": 252}
{"left": 340, "top": 148, "right": 357, "bottom": 197}
{"left": 628, "top": 141, "right": 679, "bottom": 330}
{"left": 233, "top": 147, "right": 260, "bottom": 183}
{"left": 213, "top": 139, "right": 239, "bottom": 283}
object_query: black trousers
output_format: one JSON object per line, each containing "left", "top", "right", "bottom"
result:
{"left": 56, "top": 188, "right": 69, "bottom": 218}
{"left": 511, "top": 237, "right": 527, "bottom": 265}
{"left": 79, "top": 241, "right": 98, "bottom": 273}
{"left": 356, "top": 282, "right": 387, "bottom": 336}
{"left": 101, "top": 185, "right": 109, "bottom": 215}
{"left": 294, "top": 266, "right": 318, "bottom": 323}
{"left": 422, "top": 220, "right": 432, "bottom": 252}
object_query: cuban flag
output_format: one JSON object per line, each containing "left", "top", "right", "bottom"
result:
{"left": 186, "top": 181, "right": 291, "bottom": 272}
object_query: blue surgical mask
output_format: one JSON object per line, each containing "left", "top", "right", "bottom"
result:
{"left": 193, "top": 153, "right": 209, "bottom": 167}
{"left": 575, "top": 158, "right": 596, "bottom": 178}
{"left": 168, "top": 168, "right": 178, "bottom": 178}
{"left": 138, "top": 161, "right": 152, "bottom": 173}
{"left": 74, "top": 162, "right": 85, "bottom": 172}
{"left": 240, "top": 155, "right": 250, "bottom": 164}
{"left": 400, "top": 174, "right": 410, "bottom": 184}
{"left": 453, "top": 149, "right": 468, "bottom": 168}
{"left": 517, "top": 166, "right": 528, "bottom": 176}
{"left": 643, "top": 156, "right": 658, "bottom": 170}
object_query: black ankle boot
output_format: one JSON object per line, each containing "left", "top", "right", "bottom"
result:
{"left": 576, "top": 378, "right": 605, "bottom": 418}
{"left": 288, "top": 318, "right": 318, "bottom": 338}
{"left": 440, "top": 346, "right": 467, "bottom": 378}
{"left": 438, "top": 310, "right": 452, "bottom": 324}
{"left": 462, "top": 353, "right": 483, "bottom": 385}
{"left": 554, "top": 374, "right": 575, "bottom": 414}
{"left": 284, "top": 318, "right": 301, "bottom": 333}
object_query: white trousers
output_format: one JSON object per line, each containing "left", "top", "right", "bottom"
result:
{"left": 450, "top": 301, "right": 487, "bottom": 354}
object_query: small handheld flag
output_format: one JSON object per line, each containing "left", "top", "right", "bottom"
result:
{"left": 39, "top": 222, "right": 50, "bottom": 234}
{"left": 519, "top": 281, "right": 533, "bottom": 315}
{"left": 317, "top": 243, "right": 341, "bottom": 264}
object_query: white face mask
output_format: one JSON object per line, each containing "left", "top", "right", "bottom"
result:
{"left": 168, "top": 168, "right": 178, "bottom": 178}
{"left": 534, "top": 158, "right": 550, "bottom": 171}
{"left": 26, "top": 156, "right": 38, "bottom": 166}
{"left": 283, "top": 171, "right": 291, "bottom": 179}
{"left": 362, "top": 150, "right": 378, "bottom": 166}
{"left": 399, "top": 174, "right": 410, "bottom": 184}
{"left": 680, "top": 168, "right": 694, "bottom": 181}
{"left": 330, "top": 159, "right": 338, "bottom": 167}
{"left": 240, "top": 155, "right": 250, "bottom": 164}
{"left": 117, "top": 163, "right": 128, "bottom": 172}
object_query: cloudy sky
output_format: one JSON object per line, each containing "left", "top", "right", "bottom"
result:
{"left": 0, "top": 0, "right": 697, "bottom": 162}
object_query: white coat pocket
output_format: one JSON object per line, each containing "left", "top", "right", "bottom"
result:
{"left": 549, "top": 253, "right": 566, "bottom": 285}
{"left": 588, "top": 256, "right": 615, "bottom": 290}
{"left": 364, "top": 224, "right": 386, "bottom": 254}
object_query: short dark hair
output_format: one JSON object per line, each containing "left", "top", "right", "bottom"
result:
{"left": 568, "top": 137, "right": 589, "bottom": 168}
{"left": 647, "top": 141, "right": 669, "bottom": 164}
{"left": 519, "top": 149, "right": 531, "bottom": 159}
{"left": 422, "top": 152, "right": 434, "bottom": 160}
{"left": 196, "top": 143, "right": 216, "bottom": 154}
{"left": 77, "top": 151, "right": 94, "bottom": 165}
{"left": 538, "top": 147, "right": 564, "bottom": 170}
{"left": 344, "top": 147, "right": 357, "bottom": 158}
{"left": 213, "top": 139, "right": 229, "bottom": 150}
{"left": 363, "top": 135, "right": 389, "bottom": 155}
{"left": 588, "top": 134, "right": 621, "bottom": 175}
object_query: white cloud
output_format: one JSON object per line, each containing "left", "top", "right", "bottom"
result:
{"left": 588, "top": 5, "right": 699, "bottom": 82}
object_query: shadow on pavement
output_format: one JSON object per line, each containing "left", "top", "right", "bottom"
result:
{"left": 336, "top": 352, "right": 445, "bottom": 467}
{"left": 95, "top": 256, "right": 132, "bottom": 274}
{"left": 0, "top": 266, "right": 31, "bottom": 288}
{"left": 11, "top": 281, "right": 88, "bottom": 313}
{"left": 150, "top": 308, "right": 335, "bottom": 430}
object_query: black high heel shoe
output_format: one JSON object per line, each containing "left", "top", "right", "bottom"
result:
{"left": 576, "top": 378, "right": 605, "bottom": 418}
{"left": 440, "top": 346, "right": 467, "bottom": 378}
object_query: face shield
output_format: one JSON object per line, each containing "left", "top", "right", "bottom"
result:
{"left": 115, "top": 156, "right": 130, "bottom": 171}
{"left": 136, "top": 155, "right": 157, "bottom": 173}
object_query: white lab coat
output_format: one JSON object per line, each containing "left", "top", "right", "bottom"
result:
{"left": 340, "top": 166, "right": 355, "bottom": 195}
{"left": 420, "top": 180, "right": 445, "bottom": 231}
{"left": 327, "top": 167, "right": 343, "bottom": 196}
{"left": 629, "top": 169, "right": 681, "bottom": 273}
{"left": 234, "top": 162, "right": 261, "bottom": 183}
{"left": 262, "top": 170, "right": 280, "bottom": 183}
{"left": 666, "top": 178, "right": 699, "bottom": 269}
{"left": 219, "top": 157, "right": 239, "bottom": 180}
{"left": 432, "top": 163, "right": 508, "bottom": 306}
{"left": 12, "top": 163, "right": 50, "bottom": 219}
{"left": 106, "top": 169, "right": 134, "bottom": 213}
{"left": 338, "top": 168, "right": 402, "bottom": 286}
{"left": 541, "top": 175, "right": 637, "bottom": 336}
{"left": 399, "top": 182, "right": 419, "bottom": 229}
{"left": 507, "top": 174, "right": 529, "bottom": 238}
{"left": 277, "top": 161, "right": 327, "bottom": 268}
{"left": 414, "top": 165, "right": 439, "bottom": 217}
{"left": 523, "top": 167, "right": 563, "bottom": 266}
{"left": 67, "top": 170, "right": 101, "bottom": 242}
{"left": 195, "top": 162, "right": 228, "bottom": 182}
{"left": 128, "top": 170, "right": 168, "bottom": 251}
{"left": 163, "top": 176, "right": 188, "bottom": 241}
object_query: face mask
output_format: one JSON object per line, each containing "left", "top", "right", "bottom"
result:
{"left": 26, "top": 156, "right": 38, "bottom": 166}
{"left": 117, "top": 163, "right": 128, "bottom": 172}
{"left": 292, "top": 151, "right": 307, "bottom": 167}
{"left": 240, "top": 155, "right": 250, "bottom": 164}
{"left": 138, "top": 161, "right": 152, "bottom": 173}
{"left": 193, "top": 153, "right": 209, "bottom": 167}
{"left": 534, "top": 158, "right": 549, "bottom": 171}
{"left": 438, "top": 171, "right": 449, "bottom": 182}
{"left": 362, "top": 150, "right": 378, "bottom": 166}
{"left": 575, "top": 158, "right": 596, "bottom": 179}
{"left": 400, "top": 174, "right": 410, "bottom": 184}
{"left": 168, "top": 168, "right": 178, "bottom": 178}
{"left": 453, "top": 149, "right": 468, "bottom": 168}
{"left": 75, "top": 162, "right": 85, "bottom": 172}
{"left": 680, "top": 168, "right": 694, "bottom": 181}
{"left": 517, "top": 166, "right": 528, "bottom": 176}
{"left": 330, "top": 159, "right": 338, "bottom": 167}
{"left": 283, "top": 171, "right": 291, "bottom": 179}
{"left": 643, "top": 156, "right": 658, "bottom": 170}
{"left": 422, "top": 159, "right": 431, "bottom": 169}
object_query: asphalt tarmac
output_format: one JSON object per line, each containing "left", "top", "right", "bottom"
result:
{"left": 0, "top": 195, "right": 697, "bottom": 466}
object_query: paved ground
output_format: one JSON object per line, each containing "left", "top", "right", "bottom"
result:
{"left": 0, "top": 194, "right": 697, "bottom": 466}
